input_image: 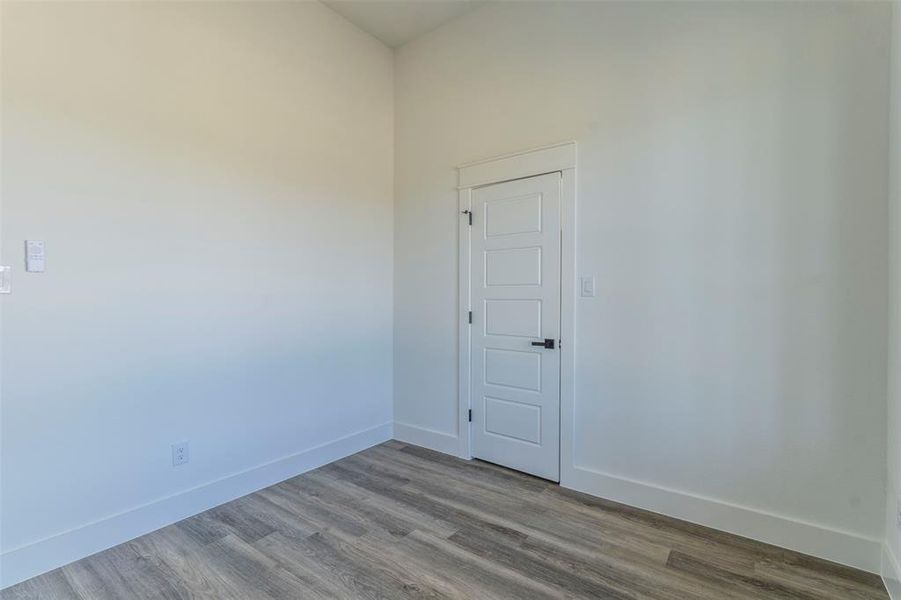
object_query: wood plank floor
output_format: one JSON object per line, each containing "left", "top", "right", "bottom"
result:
{"left": 2, "top": 441, "right": 889, "bottom": 599}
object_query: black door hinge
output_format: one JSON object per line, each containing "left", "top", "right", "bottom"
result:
{"left": 468, "top": 311, "right": 472, "bottom": 324}
{"left": 462, "top": 210, "right": 472, "bottom": 226}
{"left": 468, "top": 409, "right": 472, "bottom": 422}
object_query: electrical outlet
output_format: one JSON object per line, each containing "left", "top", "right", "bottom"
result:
{"left": 172, "top": 442, "right": 189, "bottom": 467}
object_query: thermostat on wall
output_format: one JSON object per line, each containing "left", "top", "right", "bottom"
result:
{"left": 25, "top": 240, "right": 46, "bottom": 272}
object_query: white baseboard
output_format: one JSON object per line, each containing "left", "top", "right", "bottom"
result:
{"left": 393, "top": 421, "right": 464, "bottom": 457}
{"left": 562, "top": 464, "right": 883, "bottom": 574}
{"left": 0, "top": 422, "right": 393, "bottom": 590}
{"left": 885, "top": 543, "right": 901, "bottom": 600}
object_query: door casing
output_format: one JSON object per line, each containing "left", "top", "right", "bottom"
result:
{"left": 457, "top": 141, "right": 576, "bottom": 481}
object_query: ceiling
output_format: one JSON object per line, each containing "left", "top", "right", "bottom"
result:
{"left": 323, "top": 1, "right": 486, "bottom": 48}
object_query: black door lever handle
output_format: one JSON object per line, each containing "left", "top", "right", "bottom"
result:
{"left": 531, "top": 338, "right": 555, "bottom": 349}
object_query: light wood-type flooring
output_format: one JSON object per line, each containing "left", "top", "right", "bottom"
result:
{"left": 2, "top": 441, "right": 889, "bottom": 599}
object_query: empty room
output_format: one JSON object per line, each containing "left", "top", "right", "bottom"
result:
{"left": 1, "top": 0, "right": 900, "bottom": 598}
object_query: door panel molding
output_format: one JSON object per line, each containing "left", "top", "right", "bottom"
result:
{"left": 457, "top": 141, "right": 576, "bottom": 480}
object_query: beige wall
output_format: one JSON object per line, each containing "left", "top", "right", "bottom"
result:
{"left": 1, "top": 0, "right": 394, "bottom": 586}
{"left": 394, "top": 0, "right": 891, "bottom": 570}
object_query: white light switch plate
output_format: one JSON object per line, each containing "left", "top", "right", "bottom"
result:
{"left": 580, "top": 276, "right": 595, "bottom": 297}
{"left": 25, "top": 240, "right": 45, "bottom": 273}
{"left": 0, "top": 266, "right": 10, "bottom": 294}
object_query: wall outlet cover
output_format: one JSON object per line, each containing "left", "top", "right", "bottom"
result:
{"left": 171, "top": 442, "right": 189, "bottom": 467}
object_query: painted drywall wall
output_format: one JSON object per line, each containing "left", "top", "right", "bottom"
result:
{"left": 0, "top": 0, "right": 394, "bottom": 587}
{"left": 394, "top": 1, "right": 891, "bottom": 570}
{"left": 886, "top": 2, "right": 901, "bottom": 596}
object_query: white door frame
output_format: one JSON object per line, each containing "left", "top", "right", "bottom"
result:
{"left": 457, "top": 141, "right": 576, "bottom": 478}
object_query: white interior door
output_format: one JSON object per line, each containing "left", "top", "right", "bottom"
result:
{"left": 470, "top": 172, "right": 561, "bottom": 481}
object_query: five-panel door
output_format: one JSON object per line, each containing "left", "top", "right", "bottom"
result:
{"left": 470, "top": 172, "right": 561, "bottom": 481}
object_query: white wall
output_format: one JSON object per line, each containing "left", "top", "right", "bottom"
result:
{"left": 394, "top": 1, "right": 891, "bottom": 571}
{"left": 886, "top": 2, "right": 901, "bottom": 596}
{"left": 0, "top": 1, "right": 394, "bottom": 587}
